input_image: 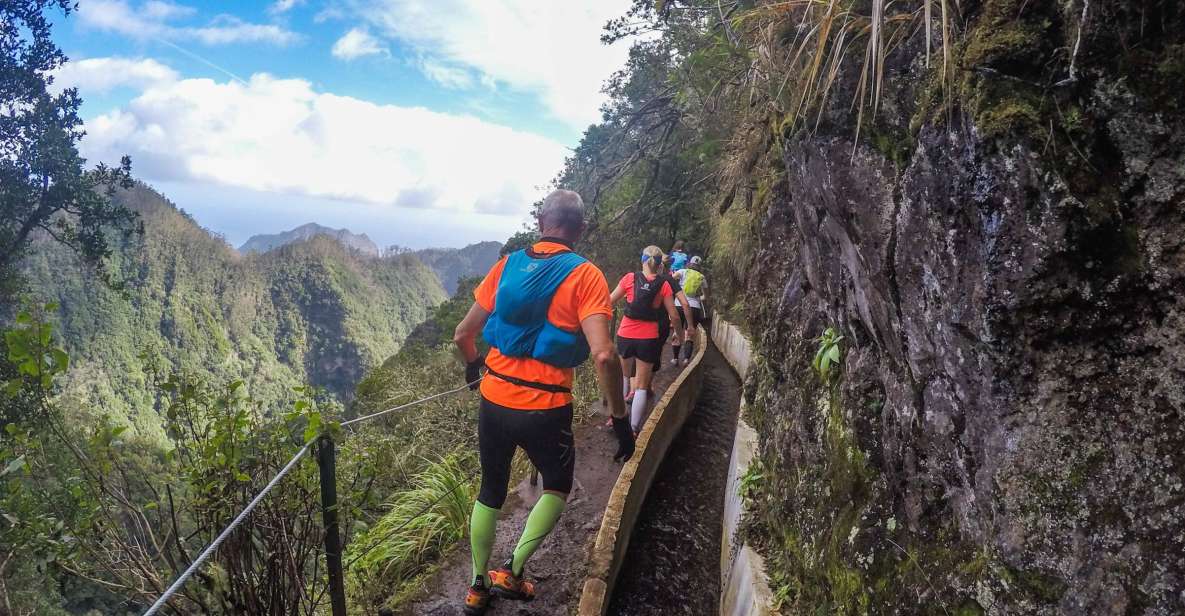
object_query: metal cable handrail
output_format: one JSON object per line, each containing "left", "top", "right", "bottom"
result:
{"left": 141, "top": 377, "right": 482, "bottom": 615}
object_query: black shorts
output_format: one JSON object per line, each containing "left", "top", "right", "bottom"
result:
{"left": 477, "top": 398, "right": 575, "bottom": 509}
{"left": 679, "top": 305, "right": 708, "bottom": 330}
{"left": 618, "top": 335, "right": 661, "bottom": 365}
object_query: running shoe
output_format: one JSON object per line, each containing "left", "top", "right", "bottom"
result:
{"left": 489, "top": 560, "right": 536, "bottom": 602}
{"left": 463, "top": 575, "right": 493, "bottom": 615}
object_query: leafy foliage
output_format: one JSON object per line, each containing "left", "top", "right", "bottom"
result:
{"left": 812, "top": 327, "right": 845, "bottom": 386}
{"left": 0, "top": 0, "right": 138, "bottom": 299}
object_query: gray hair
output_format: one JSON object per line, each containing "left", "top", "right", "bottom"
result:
{"left": 537, "top": 189, "right": 586, "bottom": 236}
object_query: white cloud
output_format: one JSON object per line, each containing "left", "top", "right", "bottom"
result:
{"left": 188, "top": 16, "right": 299, "bottom": 46}
{"left": 346, "top": 0, "right": 635, "bottom": 128}
{"left": 268, "top": 0, "right": 304, "bottom": 15}
{"left": 78, "top": 0, "right": 298, "bottom": 46}
{"left": 52, "top": 57, "right": 178, "bottom": 95}
{"left": 415, "top": 57, "right": 473, "bottom": 89}
{"left": 80, "top": 68, "right": 568, "bottom": 220}
{"left": 142, "top": 0, "right": 195, "bottom": 20}
{"left": 314, "top": 6, "right": 346, "bottom": 23}
{"left": 331, "top": 28, "right": 389, "bottom": 60}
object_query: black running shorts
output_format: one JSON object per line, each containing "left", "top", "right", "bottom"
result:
{"left": 477, "top": 398, "right": 575, "bottom": 509}
{"left": 679, "top": 305, "right": 708, "bottom": 330}
{"left": 617, "top": 334, "right": 661, "bottom": 365}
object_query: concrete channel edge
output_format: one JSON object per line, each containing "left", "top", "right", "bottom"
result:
{"left": 712, "top": 318, "right": 775, "bottom": 616}
{"left": 577, "top": 326, "right": 708, "bottom": 616}
{"left": 575, "top": 319, "right": 775, "bottom": 616}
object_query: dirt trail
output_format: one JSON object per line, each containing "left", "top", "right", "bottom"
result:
{"left": 401, "top": 344, "right": 684, "bottom": 615}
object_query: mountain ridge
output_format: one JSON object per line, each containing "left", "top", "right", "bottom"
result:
{"left": 240, "top": 222, "right": 381, "bottom": 257}
{"left": 406, "top": 241, "right": 503, "bottom": 294}
{"left": 20, "top": 184, "right": 448, "bottom": 440}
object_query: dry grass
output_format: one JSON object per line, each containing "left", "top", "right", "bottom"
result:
{"left": 736, "top": 0, "right": 955, "bottom": 138}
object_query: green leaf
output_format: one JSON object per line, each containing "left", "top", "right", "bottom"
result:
{"left": 2, "top": 455, "right": 28, "bottom": 477}
{"left": 4, "top": 379, "right": 22, "bottom": 397}
{"left": 18, "top": 359, "right": 37, "bottom": 376}
{"left": 51, "top": 348, "right": 70, "bottom": 373}
{"left": 236, "top": 472, "right": 251, "bottom": 482}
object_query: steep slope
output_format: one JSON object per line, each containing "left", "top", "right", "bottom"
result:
{"left": 410, "top": 241, "right": 502, "bottom": 294}
{"left": 20, "top": 184, "right": 446, "bottom": 439}
{"left": 729, "top": 6, "right": 1185, "bottom": 615}
{"left": 240, "top": 222, "right": 381, "bottom": 257}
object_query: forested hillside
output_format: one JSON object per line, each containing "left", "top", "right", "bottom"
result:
{"left": 19, "top": 184, "right": 447, "bottom": 439}
{"left": 407, "top": 241, "right": 503, "bottom": 294}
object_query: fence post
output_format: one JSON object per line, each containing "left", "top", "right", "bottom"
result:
{"left": 317, "top": 436, "right": 348, "bottom": 616}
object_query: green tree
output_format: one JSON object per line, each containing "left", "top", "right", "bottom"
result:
{"left": 0, "top": 0, "right": 137, "bottom": 300}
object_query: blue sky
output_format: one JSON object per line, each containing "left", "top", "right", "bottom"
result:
{"left": 51, "top": 0, "right": 634, "bottom": 249}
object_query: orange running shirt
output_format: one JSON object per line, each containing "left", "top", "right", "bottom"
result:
{"left": 615, "top": 272, "right": 672, "bottom": 340}
{"left": 475, "top": 241, "right": 612, "bottom": 410}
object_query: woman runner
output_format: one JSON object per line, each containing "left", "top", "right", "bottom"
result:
{"left": 611, "top": 245, "right": 681, "bottom": 432}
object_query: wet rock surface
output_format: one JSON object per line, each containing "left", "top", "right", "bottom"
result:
{"left": 739, "top": 4, "right": 1185, "bottom": 613}
{"left": 608, "top": 345, "right": 741, "bottom": 616}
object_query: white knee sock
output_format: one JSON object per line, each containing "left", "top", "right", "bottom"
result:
{"left": 630, "top": 389, "right": 648, "bottom": 431}
{"left": 623, "top": 376, "right": 631, "bottom": 398}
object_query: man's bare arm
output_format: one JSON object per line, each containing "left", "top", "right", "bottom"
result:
{"left": 453, "top": 302, "right": 491, "bottom": 363}
{"left": 580, "top": 314, "right": 626, "bottom": 419}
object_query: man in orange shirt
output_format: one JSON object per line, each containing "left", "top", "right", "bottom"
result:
{"left": 453, "top": 189, "right": 630, "bottom": 614}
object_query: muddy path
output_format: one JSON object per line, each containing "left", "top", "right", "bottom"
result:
{"left": 606, "top": 344, "right": 741, "bottom": 616}
{"left": 401, "top": 344, "right": 684, "bottom": 616}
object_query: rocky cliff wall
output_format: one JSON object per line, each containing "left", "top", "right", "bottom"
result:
{"left": 738, "top": 2, "right": 1184, "bottom": 613}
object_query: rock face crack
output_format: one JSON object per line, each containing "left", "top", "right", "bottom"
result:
{"left": 741, "top": 35, "right": 1185, "bottom": 610}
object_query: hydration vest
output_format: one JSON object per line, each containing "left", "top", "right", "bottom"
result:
{"left": 482, "top": 248, "right": 590, "bottom": 369}
{"left": 681, "top": 269, "right": 705, "bottom": 297}
{"left": 670, "top": 251, "right": 689, "bottom": 271}
{"left": 624, "top": 272, "right": 663, "bottom": 321}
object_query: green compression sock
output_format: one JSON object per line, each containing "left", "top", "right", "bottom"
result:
{"left": 511, "top": 493, "right": 566, "bottom": 576}
{"left": 470, "top": 501, "right": 500, "bottom": 585}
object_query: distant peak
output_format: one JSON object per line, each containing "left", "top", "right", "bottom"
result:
{"left": 240, "top": 223, "right": 380, "bottom": 257}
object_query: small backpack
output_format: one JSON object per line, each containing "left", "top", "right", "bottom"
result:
{"left": 624, "top": 272, "right": 663, "bottom": 321}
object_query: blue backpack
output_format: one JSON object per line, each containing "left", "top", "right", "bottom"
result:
{"left": 482, "top": 249, "right": 590, "bottom": 368}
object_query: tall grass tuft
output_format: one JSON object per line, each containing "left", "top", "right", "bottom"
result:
{"left": 346, "top": 453, "right": 475, "bottom": 607}
{"left": 737, "top": 0, "right": 955, "bottom": 140}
